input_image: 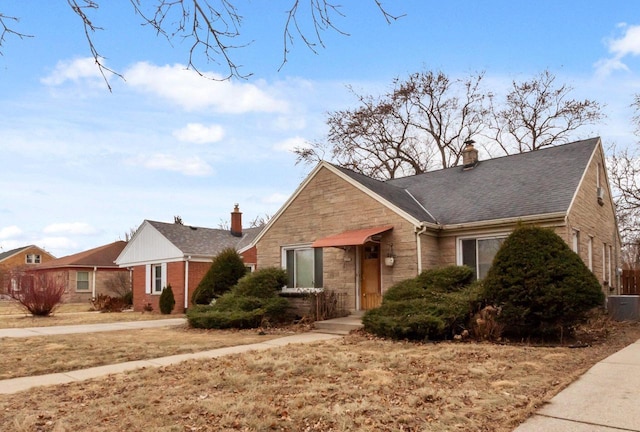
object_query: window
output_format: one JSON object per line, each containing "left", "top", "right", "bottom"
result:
{"left": 588, "top": 236, "right": 593, "bottom": 271}
{"left": 76, "top": 271, "right": 90, "bottom": 291}
{"left": 282, "top": 246, "right": 323, "bottom": 291}
{"left": 460, "top": 236, "right": 506, "bottom": 279}
{"left": 145, "top": 263, "right": 167, "bottom": 295}
{"left": 572, "top": 230, "right": 580, "bottom": 256}
{"left": 603, "top": 243, "right": 607, "bottom": 282}
{"left": 153, "top": 264, "right": 163, "bottom": 294}
{"left": 609, "top": 245, "right": 613, "bottom": 286}
{"left": 25, "top": 254, "right": 41, "bottom": 264}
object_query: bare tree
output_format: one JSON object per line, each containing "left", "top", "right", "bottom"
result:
{"left": 249, "top": 213, "right": 271, "bottom": 228}
{"left": 609, "top": 95, "right": 640, "bottom": 263}
{"left": 298, "top": 69, "right": 604, "bottom": 180}
{"left": 296, "top": 71, "right": 487, "bottom": 179}
{"left": 486, "top": 70, "right": 604, "bottom": 155}
{"left": 1, "top": 1, "right": 401, "bottom": 87}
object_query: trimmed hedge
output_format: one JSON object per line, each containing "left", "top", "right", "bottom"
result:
{"left": 483, "top": 225, "right": 605, "bottom": 338}
{"left": 187, "top": 267, "right": 290, "bottom": 329}
{"left": 363, "top": 266, "right": 482, "bottom": 341}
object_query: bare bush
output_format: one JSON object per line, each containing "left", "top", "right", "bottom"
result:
{"left": 8, "top": 272, "right": 66, "bottom": 316}
{"left": 90, "top": 294, "right": 127, "bottom": 313}
{"left": 104, "top": 272, "right": 132, "bottom": 299}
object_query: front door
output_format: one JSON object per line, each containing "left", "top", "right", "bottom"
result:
{"left": 361, "top": 243, "right": 382, "bottom": 310}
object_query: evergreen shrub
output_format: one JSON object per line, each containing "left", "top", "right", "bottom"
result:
{"left": 187, "top": 267, "right": 290, "bottom": 329}
{"left": 159, "top": 284, "right": 176, "bottom": 314}
{"left": 191, "top": 248, "right": 247, "bottom": 305}
{"left": 483, "top": 225, "right": 605, "bottom": 338}
{"left": 363, "top": 266, "right": 482, "bottom": 341}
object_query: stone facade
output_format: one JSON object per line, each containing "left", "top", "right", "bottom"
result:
{"left": 256, "top": 166, "right": 424, "bottom": 311}
{"left": 257, "top": 143, "right": 621, "bottom": 310}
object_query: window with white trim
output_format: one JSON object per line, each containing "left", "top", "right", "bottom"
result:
{"left": 25, "top": 254, "right": 41, "bottom": 264}
{"left": 282, "top": 246, "right": 323, "bottom": 291}
{"left": 145, "top": 263, "right": 167, "bottom": 295}
{"left": 459, "top": 235, "right": 507, "bottom": 280}
{"left": 76, "top": 271, "right": 90, "bottom": 291}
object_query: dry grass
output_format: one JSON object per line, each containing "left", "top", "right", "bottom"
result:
{"left": 0, "top": 326, "right": 288, "bottom": 380}
{"left": 0, "top": 301, "right": 182, "bottom": 328}
{"left": 1, "top": 321, "right": 639, "bottom": 432}
{"left": 0, "top": 301, "right": 91, "bottom": 315}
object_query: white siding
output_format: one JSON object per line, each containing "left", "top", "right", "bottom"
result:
{"left": 115, "top": 222, "right": 183, "bottom": 266}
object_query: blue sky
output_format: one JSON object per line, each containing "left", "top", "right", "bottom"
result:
{"left": 1, "top": 1, "right": 640, "bottom": 257}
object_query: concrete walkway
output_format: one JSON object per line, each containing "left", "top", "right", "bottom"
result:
{"left": 0, "top": 329, "right": 341, "bottom": 395}
{"left": 514, "top": 338, "right": 640, "bottom": 432}
{"left": 0, "top": 318, "right": 187, "bottom": 338}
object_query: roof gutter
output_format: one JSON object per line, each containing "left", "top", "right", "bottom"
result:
{"left": 440, "top": 212, "right": 567, "bottom": 232}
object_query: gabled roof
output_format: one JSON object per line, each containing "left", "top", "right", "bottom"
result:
{"left": 116, "top": 220, "right": 262, "bottom": 266}
{"left": 35, "top": 241, "right": 127, "bottom": 270}
{"left": 0, "top": 245, "right": 54, "bottom": 263}
{"left": 342, "top": 137, "right": 600, "bottom": 226}
{"left": 0, "top": 246, "right": 32, "bottom": 263}
{"left": 147, "top": 221, "right": 261, "bottom": 256}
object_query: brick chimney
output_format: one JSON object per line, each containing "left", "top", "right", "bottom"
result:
{"left": 462, "top": 139, "right": 479, "bottom": 169}
{"left": 230, "top": 204, "right": 242, "bottom": 237}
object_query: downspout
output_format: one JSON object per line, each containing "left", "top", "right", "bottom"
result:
{"left": 92, "top": 266, "right": 97, "bottom": 298}
{"left": 184, "top": 256, "right": 191, "bottom": 311}
{"left": 415, "top": 225, "right": 428, "bottom": 274}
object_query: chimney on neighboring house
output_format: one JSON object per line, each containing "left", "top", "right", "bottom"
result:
{"left": 230, "top": 204, "right": 242, "bottom": 237}
{"left": 462, "top": 139, "right": 479, "bottom": 169}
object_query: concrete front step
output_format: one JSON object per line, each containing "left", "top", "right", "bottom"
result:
{"left": 313, "top": 314, "right": 364, "bottom": 335}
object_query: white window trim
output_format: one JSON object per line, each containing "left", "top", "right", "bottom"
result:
{"left": 587, "top": 236, "right": 593, "bottom": 271}
{"left": 281, "top": 244, "right": 323, "bottom": 294}
{"left": 572, "top": 229, "right": 580, "bottom": 255}
{"left": 457, "top": 233, "right": 509, "bottom": 279}
{"left": 602, "top": 243, "right": 607, "bottom": 283}
{"left": 145, "top": 263, "right": 167, "bottom": 295}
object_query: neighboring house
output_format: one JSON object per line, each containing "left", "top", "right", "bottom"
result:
{"left": 0, "top": 245, "right": 56, "bottom": 295}
{"left": 115, "top": 205, "right": 261, "bottom": 313}
{"left": 253, "top": 137, "right": 621, "bottom": 312}
{"left": 28, "top": 241, "right": 129, "bottom": 303}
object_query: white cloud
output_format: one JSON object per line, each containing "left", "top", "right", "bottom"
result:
{"left": 43, "top": 222, "right": 98, "bottom": 235}
{"left": 38, "top": 237, "right": 79, "bottom": 252}
{"left": 133, "top": 153, "right": 213, "bottom": 176}
{"left": 124, "top": 62, "right": 289, "bottom": 114}
{"left": 0, "top": 225, "right": 22, "bottom": 239}
{"left": 595, "top": 23, "right": 640, "bottom": 77}
{"left": 41, "top": 57, "right": 104, "bottom": 86}
{"left": 273, "top": 136, "right": 308, "bottom": 152}
{"left": 173, "top": 123, "right": 225, "bottom": 144}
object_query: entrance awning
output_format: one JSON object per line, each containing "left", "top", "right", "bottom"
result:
{"left": 311, "top": 225, "right": 394, "bottom": 248}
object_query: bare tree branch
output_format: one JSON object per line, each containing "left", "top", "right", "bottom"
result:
{"left": 0, "top": 13, "right": 33, "bottom": 55}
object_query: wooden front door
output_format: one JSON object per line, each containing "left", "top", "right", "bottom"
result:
{"left": 361, "top": 243, "right": 382, "bottom": 310}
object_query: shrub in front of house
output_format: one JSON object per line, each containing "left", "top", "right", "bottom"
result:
{"left": 363, "top": 266, "right": 482, "bottom": 341}
{"left": 159, "top": 284, "right": 176, "bottom": 314}
{"left": 187, "top": 267, "right": 290, "bottom": 329}
{"left": 482, "top": 225, "right": 605, "bottom": 339}
{"left": 191, "top": 248, "right": 247, "bottom": 305}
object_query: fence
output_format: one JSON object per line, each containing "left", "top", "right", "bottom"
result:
{"left": 621, "top": 270, "right": 640, "bottom": 295}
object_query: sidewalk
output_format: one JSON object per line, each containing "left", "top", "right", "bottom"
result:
{"left": 513, "top": 338, "right": 640, "bottom": 432}
{"left": 0, "top": 318, "right": 187, "bottom": 338}
{"left": 0, "top": 331, "right": 341, "bottom": 394}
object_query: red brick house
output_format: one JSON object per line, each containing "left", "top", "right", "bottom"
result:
{"left": 115, "top": 206, "right": 260, "bottom": 313}
{"left": 28, "top": 241, "right": 129, "bottom": 303}
{"left": 253, "top": 137, "right": 621, "bottom": 312}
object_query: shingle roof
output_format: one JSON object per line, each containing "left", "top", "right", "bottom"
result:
{"left": 0, "top": 246, "right": 31, "bottom": 263}
{"left": 36, "top": 241, "right": 127, "bottom": 269}
{"left": 147, "top": 221, "right": 261, "bottom": 256}
{"left": 337, "top": 138, "right": 599, "bottom": 225}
